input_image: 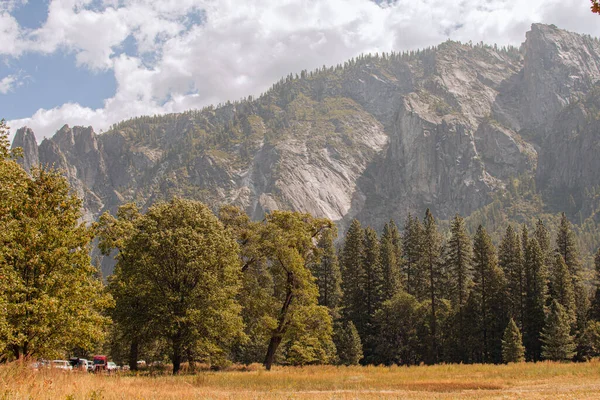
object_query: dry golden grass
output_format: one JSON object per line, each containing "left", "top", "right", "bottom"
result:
{"left": 2, "top": 360, "right": 600, "bottom": 399}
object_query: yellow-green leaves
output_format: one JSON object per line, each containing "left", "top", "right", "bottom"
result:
{"left": 103, "top": 198, "right": 243, "bottom": 373}
{"left": 0, "top": 143, "right": 110, "bottom": 360}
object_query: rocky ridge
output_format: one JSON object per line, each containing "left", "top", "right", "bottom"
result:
{"left": 12, "top": 24, "right": 600, "bottom": 274}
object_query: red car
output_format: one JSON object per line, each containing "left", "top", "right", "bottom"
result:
{"left": 93, "top": 355, "right": 108, "bottom": 372}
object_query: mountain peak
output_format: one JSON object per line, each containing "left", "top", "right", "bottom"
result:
{"left": 11, "top": 127, "right": 39, "bottom": 173}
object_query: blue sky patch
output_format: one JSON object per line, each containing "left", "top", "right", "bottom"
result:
{"left": 0, "top": 51, "right": 116, "bottom": 120}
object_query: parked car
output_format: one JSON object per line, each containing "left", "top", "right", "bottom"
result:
{"left": 51, "top": 360, "right": 72, "bottom": 371}
{"left": 93, "top": 355, "right": 108, "bottom": 372}
{"left": 107, "top": 362, "right": 118, "bottom": 373}
{"left": 87, "top": 360, "right": 94, "bottom": 372}
{"left": 68, "top": 357, "right": 89, "bottom": 371}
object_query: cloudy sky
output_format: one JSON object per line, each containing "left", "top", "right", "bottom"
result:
{"left": 2, "top": 0, "right": 600, "bottom": 141}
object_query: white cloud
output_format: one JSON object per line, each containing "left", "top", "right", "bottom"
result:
{"left": 0, "top": 74, "right": 20, "bottom": 94}
{"left": 6, "top": 0, "right": 600, "bottom": 141}
{"left": 0, "top": 0, "right": 28, "bottom": 13}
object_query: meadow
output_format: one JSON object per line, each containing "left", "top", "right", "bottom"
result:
{"left": 2, "top": 361, "right": 600, "bottom": 399}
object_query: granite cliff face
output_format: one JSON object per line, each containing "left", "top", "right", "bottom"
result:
{"left": 12, "top": 24, "right": 600, "bottom": 274}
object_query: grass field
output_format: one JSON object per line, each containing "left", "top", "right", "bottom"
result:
{"left": 2, "top": 361, "right": 600, "bottom": 399}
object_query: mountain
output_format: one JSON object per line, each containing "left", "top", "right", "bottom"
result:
{"left": 12, "top": 24, "right": 600, "bottom": 275}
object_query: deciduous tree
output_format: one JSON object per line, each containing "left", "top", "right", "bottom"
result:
{"left": 101, "top": 199, "right": 244, "bottom": 373}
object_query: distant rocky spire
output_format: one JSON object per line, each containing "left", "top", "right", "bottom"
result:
{"left": 11, "top": 127, "right": 39, "bottom": 173}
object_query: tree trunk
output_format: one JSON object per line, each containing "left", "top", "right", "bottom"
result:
{"left": 263, "top": 335, "right": 283, "bottom": 371}
{"left": 129, "top": 338, "right": 139, "bottom": 371}
{"left": 263, "top": 270, "right": 295, "bottom": 371}
{"left": 172, "top": 336, "right": 182, "bottom": 375}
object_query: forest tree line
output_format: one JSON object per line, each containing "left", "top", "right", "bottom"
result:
{"left": 2, "top": 120, "right": 600, "bottom": 374}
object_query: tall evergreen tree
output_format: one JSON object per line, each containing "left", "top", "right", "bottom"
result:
{"left": 333, "top": 321, "right": 363, "bottom": 365}
{"left": 470, "top": 225, "right": 508, "bottom": 364}
{"left": 549, "top": 254, "right": 576, "bottom": 324}
{"left": 499, "top": 225, "right": 525, "bottom": 330}
{"left": 361, "top": 226, "right": 384, "bottom": 361}
{"left": 420, "top": 209, "right": 444, "bottom": 363}
{"left": 555, "top": 213, "right": 587, "bottom": 358}
{"left": 589, "top": 248, "right": 600, "bottom": 321}
{"left": 311, "top": 227, "right": 343, "bottom": 316}
{"left": 380, "top": 220, "right": 402, "bottom": 301}
{"left": 402, "top": 214, "right": 425, "bottom": 298}
{"left": 541, "top": 300, "right": 576, "bottom": 361}
{"left": 523, "top": 238, "right": 548, "bottom": 361}
{"left": 445, "top": 214, "right": 472, "bottom": 362}
{"left": 555, "top": 213, "right": 581, "bottom": 278}
{"left": 533, "top": 219, "right": 552, "bottom": 266}
{"left": 340, "top": 220, "right": 366, "bottom": 332}
{"left": 521, "top": 224, "right": 529, "bottom": 259}
{"left": 502, "top": 318, "right": 525, "bottom": 363}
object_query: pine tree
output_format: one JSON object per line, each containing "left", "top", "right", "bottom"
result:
{"left": 521, "top": 224, "right": 529, "bottom": 258}
{"left": 361, "top": 226, "right": 384, "bottom": 362}
{"left": 523, "top": 238, "right": 548, "bottom": 361}
{"left": 541, "top": 300, "right": 576, "bottom": 361}
{"left": 533, "top": 219, "right": 552, "bottom": 266}
{"left": 311, "top": 227, "right": 343, "bottom": 316}
{"left": 470, "top": 225, "right": 508, "bottom": 363}
{"left": 555, "top": 213, "right": 588, "bottom": 359}
{"left": 445, "top": 214, "right": 472, "bottom": 362}
{"left": 502, "top": 318, "right": 525, "bottom": 363}
{"left": 420, "top": 209, "right": 444, "bottom": 363}
{"left": 555, "top": 212, "right": 581, "bottom": 278}
{"left": 402, "top": 214, "right": 425, "bottom": 298}
{"left": 340, "top": 219, "right": 366, "bottom": 332}
{"left": 589, "top": 248, "right": 600, "bottom": 321}
{"left": 380, "top": 220, "right": 402, "bottom": 301}
{"left": 549, "top": 254, "right": 576, "bottom": 322}
{"left": 499, "top": 225, "right": 525, "bottom": 330}
{"left": 333, "top": 321, "right": 363, "bottom": 365}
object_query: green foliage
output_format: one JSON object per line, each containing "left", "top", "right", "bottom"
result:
{"left": 444, "top": 214, "right": 472, "bottom": 363}
{"left": 402, "top": 214, "right": 425, "bottom": 299}
{"left": 310, "top": 227, "right": 342, "bottom": 315}
{"left": 502, "top": 318, "right": 525, "bottom": 363}
{"left": 100, "top": 199, "right": 244, "bottom": 373}
{"left": 420, "top": 209, "right": 444, "bottom": 363}
{"left": 333, "top": 321, "right": 363, "bottom": 366}
{"left": 579, "top": 321, "right": 600, "bottom": 359}
{"left": 340, "top": 219, "right": 366, "bottom": 332}
{"left": 372, "top": 291, "right": 424, "bottom": 365}
{"left": 1, "top": 127, "right": 110, "bottom": 360}
{"left": 283, "top": 305, "right": 335, "bottom": 366}
{"left": 556, "top": 213, "right": 582, "bottom": 277}
{"left": 549, "top": 254, "right": 576, "bottom": 323}
{"left": 590, "top": 248, "right": 600, "bottom": 321}
{"left": 523, "top": 238, "right": 548, "bottom": 361}
{"left": 221, "top": 207, "right": 334, "bottom": 370}
{"left": 469, "top": 225, "right": 508, "bottom": 364}
{"left": 499, "top": 225, "right": 525, "bottom": 330}
{"left": 380, "top": 220, "right": 403, "bottom": 302}
{"left": 445, "top": 215, "right": 473, "bottom": 311}
{"left": 542, "top": 300, "right": 577, "bottom": 361}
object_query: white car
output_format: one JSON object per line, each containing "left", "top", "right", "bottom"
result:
{"left": 107, "top": 361, "right": 118, "bottom": 372}
{"left": 52, "top": 360, "right": 73, "bottom": 371}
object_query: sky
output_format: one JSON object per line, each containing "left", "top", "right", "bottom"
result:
{"left": 2, "top": 0, "right": 600, "bottom": 142}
